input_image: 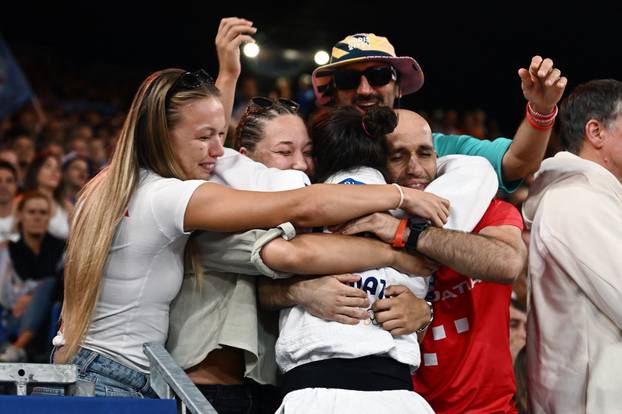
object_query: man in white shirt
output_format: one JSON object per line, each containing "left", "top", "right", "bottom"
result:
{"left": 523, "top": 79, "right": 622, "bottom": 414}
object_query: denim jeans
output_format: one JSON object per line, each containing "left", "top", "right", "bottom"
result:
{"left": 33, "top": 347, "right": 157, "bottom": 398}
{"left": 1, "top": 277, "right": 57, "bottom": 338}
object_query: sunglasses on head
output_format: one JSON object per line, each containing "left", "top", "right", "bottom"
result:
{"left": 333, "top": 66, "right": 397, "bottom": 90}
{"left": 166, "top": 69, "right": 214, "bottom": 102}
{"left": 248, "top": 96, "right": 300, "bottom": 113}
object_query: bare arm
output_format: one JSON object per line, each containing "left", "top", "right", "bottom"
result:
{"left": 214, "top": 17, "right": 256, "bottom": 126}
{"left": 261, "top": 232, "right": 438, "bottom": 276}
{"left": 416, "top": 224, "right": 526, "bottom": 283}
{"left": 339, "top": 212, "right": 526, "bottom": 283}
{"left": 502, "top": 56, "right": 567, "bottom": 181}
{"left": 184, "top": 182, "right": 450, "bottom": 233}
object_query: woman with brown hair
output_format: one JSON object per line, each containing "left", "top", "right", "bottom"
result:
{"left": 23, "top": 152, "right": 72, "bottom": 240}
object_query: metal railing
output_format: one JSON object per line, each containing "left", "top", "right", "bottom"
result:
{"left": 0, "top": 363, "right": 88, "bottom": 396}
{"left": 144, "top": 343, "right": 218, "bottom": 414}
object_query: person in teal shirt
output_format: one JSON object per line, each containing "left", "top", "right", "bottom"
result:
{"left": 311, "top": 33, "right": 567, "bottom": 193}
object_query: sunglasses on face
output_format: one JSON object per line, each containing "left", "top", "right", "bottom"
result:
{"left": 333, "top": 66, "right": 397, "bottom": 90}
{"left": 248, "top": 96, "right": 300, "bottom": 113}
{"left": 166, "top": 69, "right": 214, "bottom": 103}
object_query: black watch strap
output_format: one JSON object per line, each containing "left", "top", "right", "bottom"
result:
{"left": 405, "top": 217, "right": 431, "bottom": 253}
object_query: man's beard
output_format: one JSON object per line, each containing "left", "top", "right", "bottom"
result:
{"left": 351, "top": 94, "right": 384, "bottom": 111}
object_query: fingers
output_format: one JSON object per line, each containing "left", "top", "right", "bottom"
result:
{"left": 231, "top": 34, "right": 255, "bottom": 49}
{"left": 336, "top": 306, "right": 369, "bottom": 320}
{"left": 388, "top": 327, "right": 410, "bottom": 337}
{"left": 372, "top": 307, "right": 400, "bottom": 324}
{"left": 334, "top": 273, "right": 362, "bottom": 284}
{"left": 537, "top": 58, "right": 554, "bottom": 78}
{"left": 518, "top": 68, "right": 534, "bottom": 89}
{"left": 223, "top": 24, "right": 257, "bottom": 44}
{"left": 380, "top": 318, "right": 404, "bottom": 332}
{"left": 336, "top": 295, "right": 369, "bottom": 308}
{"left": 529, "top": 55, "right": 544, "bottom": 79}
{"left": 339, "top": 216, "right": 374, "bottom": 236}
{"left": 545, "top": 68, "right": 561, "bottom": 87}
{"left": 384, "top": 284, "right": 409, "bottom": 297}
{"left": 371, "top": 297, "right": 393, "bottom": 312}
{"left": 335, "top": 281, "right": 367, "bottom": 297}
{"left": 530, "top": 56, "right": 560, "bottom": 86}
{"left": 216, "top": 18, "right": 256, "bottom": 47}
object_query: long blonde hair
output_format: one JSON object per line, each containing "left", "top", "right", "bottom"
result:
{"left": 58, "top": 69, "right": 220, "bottom": 362}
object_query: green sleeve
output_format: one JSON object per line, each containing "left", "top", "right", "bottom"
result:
{"left": 432, "top": 133, "right": 522, "bottom": 193}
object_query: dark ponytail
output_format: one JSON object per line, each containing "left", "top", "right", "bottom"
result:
{"left": 362, "top": 106, "right": 398, "bottom": 138}
{"left": 310, "top": 106, "right": 397, "bottom": 183}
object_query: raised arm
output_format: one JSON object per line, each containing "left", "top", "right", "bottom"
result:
{"left": 214, "top": 17, "right": 256, "bottom": 126}
{"left": 502, "top": 56, "right": 567, "bottom": 181}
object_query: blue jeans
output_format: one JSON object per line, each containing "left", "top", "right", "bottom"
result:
{"left": 34, "top": 347, "right": 158, "bottom": 398}
{"left": 1, "top": 277, "right": 57, "bottom": 338}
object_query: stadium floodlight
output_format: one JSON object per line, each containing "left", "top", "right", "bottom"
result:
{"left": 243, "top": 43, "right": 260, "bottom": 58}
{"left": 314, "top": 50, "right": 330, "bottom": 65}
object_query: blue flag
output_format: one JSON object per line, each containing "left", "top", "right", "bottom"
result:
{"left": 0, "top": 35, "right": 33, "bottom": 120}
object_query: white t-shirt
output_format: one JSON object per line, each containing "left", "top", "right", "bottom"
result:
{"left": 0, "top": 214, "right": 18, "bottom": 243}
{"left": 48, "top": 204, "right": 69, "bottom": 240}
{"left": 276, "top": 167, "right": 429, "bottom": 374}
{"left": 82, "top": 169, "right": 205, "bottom": 372}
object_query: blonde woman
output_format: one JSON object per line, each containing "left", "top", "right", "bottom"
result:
{"left": 54, "top": 68, "right": 449, "bottom": 398}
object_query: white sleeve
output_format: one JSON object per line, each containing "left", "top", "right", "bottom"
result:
{"left": 210, "top": 148, "right": 310, "bottom": 191}
{"left": 539, "top": 186, "right": 622, "bottom": 329}
{"left": 150, "top": 178, "right": 205, "bottom": 239}
{"left": 425, "top": 155, "right": 498, "bottom": 232}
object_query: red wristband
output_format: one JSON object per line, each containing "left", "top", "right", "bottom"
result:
{"left": 526, "top": 113, "right": 555, "bottom": 130}
{"left": 527, "top": 102, "right": 558, "bottom": 120}
{"left": 526, "top": 102, "right": 556, "bottom": 130}
{"left": 391, "top": 218, "right": 408, "bottom": 248}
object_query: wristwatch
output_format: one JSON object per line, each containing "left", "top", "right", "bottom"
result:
{"left": 405, "top": 217, "right": 431, "bottom": 253}
{"left": 415, "top": 300, "right": 434, "bottom": 334}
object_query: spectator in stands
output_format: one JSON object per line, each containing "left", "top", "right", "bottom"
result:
{"left": 509, "top": 298, "right": 527, "bottom": 364}
{"left": 0, "top": 161, "right": 18, "bottom": 242}
{"left": 523, "top": 79, "right": 622, "bottom": 413}
{"left": 23, "top": 152, "right": 71, "bottom": 240}
{"left": 231, "top": 76, "right": 259, "bottom": 126}
{"left": 0, "top": 192, "right": 65, "bottom": 362}
{"left": 88, "top": 137, "right": 108, "bottom": 173}
{"left": 66, "top": 136, "right": 89, "bottom": 157}
{"left": 8, "top": 129, "right": 36, "bottom": 185}
{"left": 61, "top": 153, "right": 91, "bottom": 205}
{"left": 0, "top": 149, "right": 19, "bottom": 172}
